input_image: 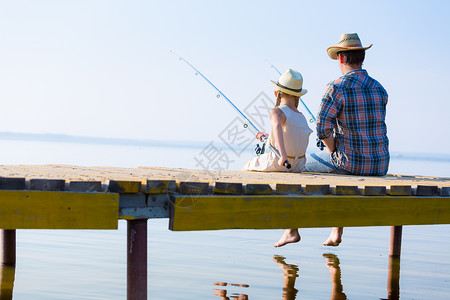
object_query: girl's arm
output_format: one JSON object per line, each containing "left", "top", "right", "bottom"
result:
{"left": 269, "top": 108, "right": 288, "bottom": 167}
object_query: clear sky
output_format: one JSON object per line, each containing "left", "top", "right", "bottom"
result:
{"left": 0, "top": 0, "right": 449, "bottom": 155}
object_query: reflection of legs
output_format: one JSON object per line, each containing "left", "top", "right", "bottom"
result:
{"left": 323, "top": 253, "right": 346, "bottom": 300}
{"left": 273, "top": 255, "right": 299, "bottom": 300}
{"left": 323, "top": 227, "right": 343, "bottom": 246}
{"left": 212, "top": 288, "right": 230, "bottom": 300}
{"left": 213, "top": 282, "right": 249, "bottom": 300}
{"left": 274, "top": 229, "right": 301, "bottom": 247}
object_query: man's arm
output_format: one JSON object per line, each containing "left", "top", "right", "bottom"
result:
{"left": 317, "top": 82, "right": 340, "bottom": 153}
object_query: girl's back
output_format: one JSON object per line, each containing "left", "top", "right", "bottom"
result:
{"left": 274, "top": 105, "right": 312, "bottom": 158}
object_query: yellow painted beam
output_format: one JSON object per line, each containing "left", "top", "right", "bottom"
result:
{"left": 170, "top": 195, "right": 450, "bottom": 231}
{"left": 0, "top": 191, "right": 119, "bottom": 229}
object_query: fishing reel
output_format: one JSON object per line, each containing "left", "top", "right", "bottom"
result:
{"left": 255, "top": 142, "right": 266, "bottom": 156}
{"left": 316, "top": 138, "right": 325, "bottom": 151}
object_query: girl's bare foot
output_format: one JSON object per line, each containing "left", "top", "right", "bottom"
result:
{"left": 274, "top": 229, "right": 301, "bottom": 247}
{"left": 323, "top": 227, "right": 343, "bottom": 246}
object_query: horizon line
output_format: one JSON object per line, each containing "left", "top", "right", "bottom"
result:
{"left": 0, "top": 131, "right": 449, "bottom": 162}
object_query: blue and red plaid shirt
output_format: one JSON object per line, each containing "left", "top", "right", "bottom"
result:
{"left": 317, "top": 69, "right": 389, "bottom": 176}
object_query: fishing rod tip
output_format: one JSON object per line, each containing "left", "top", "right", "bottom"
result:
{"left": 170, "top": 50, "right": 179, "bottom": 56}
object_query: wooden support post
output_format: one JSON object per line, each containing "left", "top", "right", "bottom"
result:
{"left": 127, "top": 219, "right": 147, "bottom": 300}
{"left": 388, "top": 185, "right": 409, "bottom": 259}
{"left": 389, "top": 226, "right": 402, "bottom": 257}
{"left": 1, "top": 230, "right": 15, "bottom": 266}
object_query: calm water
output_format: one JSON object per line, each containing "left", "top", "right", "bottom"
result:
{"left": 1, "top": 138, "right": 450, "bottom": 299}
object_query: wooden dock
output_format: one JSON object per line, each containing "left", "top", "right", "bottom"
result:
{"left": 0, "top": 164, "right": 449, "bottom": 299}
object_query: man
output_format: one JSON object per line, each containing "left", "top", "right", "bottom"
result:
{"left": 304, "top": 33, "right": 389, "bottom": 246}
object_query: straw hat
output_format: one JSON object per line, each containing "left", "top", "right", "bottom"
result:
{"left": 270, "top": 69, "right": 307, "bottom": 97}
{"left": 327, "top": 33, "right": 372, "bottom": 60}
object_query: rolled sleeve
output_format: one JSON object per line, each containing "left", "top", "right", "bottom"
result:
{"left": 316, "top": 82, "right": 341, "bottom": 139}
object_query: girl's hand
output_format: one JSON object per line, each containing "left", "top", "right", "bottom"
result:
{"left": 256, "top": 132, "right": 268, "bottom": 142}
{"left": 278, "top": 155, "right": 290, "bottom": 168}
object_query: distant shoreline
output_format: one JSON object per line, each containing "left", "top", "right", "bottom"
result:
{"left": 0, "top": 131, "right": 205, "bottom": 149}
{"left": 0, "top": 131, "right": 449, "bottom": 163}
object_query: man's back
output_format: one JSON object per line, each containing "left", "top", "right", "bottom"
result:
{"left": 317, "top": 69, "right": 389, "bottom": 175}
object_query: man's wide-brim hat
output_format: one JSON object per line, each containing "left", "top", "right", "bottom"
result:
{"left": 327, "top": 33, "right": 372, "bottom": 60}
{"left": 270, "top": 69, "right": 307, "bottom": 97}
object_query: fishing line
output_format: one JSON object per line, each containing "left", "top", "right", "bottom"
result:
{"left": 173, "top": 51, "right": 291, "bottom": 169}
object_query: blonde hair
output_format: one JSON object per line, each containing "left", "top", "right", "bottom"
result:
{"left": 275, "top": 91, "right": 300, "bottom": 108}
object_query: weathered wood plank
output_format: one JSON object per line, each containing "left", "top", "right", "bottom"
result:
{"left": 1, "top": 166, "right": 449, "bottom": 189}
{"left": 30, "top": 179, "right": 65, "bottom": 191}
{"left": 245, "top": 184, "right": 272, "bottom": 195}
{"left": 0, "top": 178, "right": 25, "bottom": 190}
{"left": 213, "top": 182, "right": 243, "bottom": 195}
{"left": 109, "top": 180, "right": 141, "bottom": 194}
{"left": 0, "top": 191, "right": 119, "bottom": 229}
{"left": 416, "top": 185, "right": 439, "bottom": 196}
{"left": 364, "top": 186, "right": 387, "bottom": 196}
{"left": 442, "top": 187, "right": 450, "bottom": 196}
{"left": 120, "top": 195, "right": 171, "bottom": 219}
{"left": 275, "top": 184, "right": 302, "bottom": 195}
{"left": 389, "top": 185, "right": 411, "bottom": 196}
{"left": 69, "top": 181, "right": 103, "bottom": 192}
{"left": 335, "top": 186, "right": 360, "bottom": 195}
{"left": 145, "top": 180, "right": 176, "bottom": 194}
{"left": 170, "top": 195, "right": 450, "bottom": 231}
{"left": 177, "top": 182, "right": 209, "bottom": 194}
{"left": 304, "top": 185, "right": 330, "bottom": 195}
{"left": 119, "top": 194, "right": 146, "bottom": 209}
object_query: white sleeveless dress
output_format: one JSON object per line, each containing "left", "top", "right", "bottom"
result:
{"left": 242, "top": 105, "right": 313, "bottom": 173}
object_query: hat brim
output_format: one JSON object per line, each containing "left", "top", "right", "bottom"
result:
{"left": 327, "top": 44, "right": 373, "bottom": 60}
{"left": 270, "top": 80, "right": 307, "bottom": 97}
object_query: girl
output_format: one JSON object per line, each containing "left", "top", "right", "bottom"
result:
{"left": 242, "top": 69, "right": 312, "bottom": 173}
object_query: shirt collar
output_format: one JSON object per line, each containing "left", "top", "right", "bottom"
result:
{"left": 343, "top": 69, "right": 367, "bottom": 77}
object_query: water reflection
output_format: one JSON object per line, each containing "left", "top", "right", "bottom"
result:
{"left": 273, "top": 254, "right": 347, "bottom": 300}
{"left": 323, "top": 253, "right": 347, "bottom": 300}
{"left": 210, "top": 251, "right": 401, "bottom": 300}
{"left": 273, "top": 255, "right": 299, "bottom": 299}
{"left": 0, "top": 265, "right": 15, "bottom": 300}
{"left": 212, "top": 281, "right": 249, "bottom": 299}
{"left": 381, "top": 257, "right": 400, "bottom": 300}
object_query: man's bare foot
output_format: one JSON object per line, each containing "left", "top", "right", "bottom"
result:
{"left": 274, "top": 229, "right": 300, "bottom": 247}
{"left": 323, "top": 227, "right": 343, "bottom": 246}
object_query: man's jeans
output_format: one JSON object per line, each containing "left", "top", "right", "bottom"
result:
{"left": 304, "top": 151, "right": 352, "bottom": 175}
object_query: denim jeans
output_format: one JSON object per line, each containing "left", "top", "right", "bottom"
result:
{"left": 303, "top": 151, "right": 353, "bottom": 175}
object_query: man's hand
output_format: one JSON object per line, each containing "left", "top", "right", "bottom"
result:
{"left": 321, "top": 136, "right": 336, "bottom": 153}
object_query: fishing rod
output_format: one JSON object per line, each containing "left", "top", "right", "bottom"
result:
{"left": 268, "top": 61, "right": 325, "bottom": 151}
{"left": 172, "top": 51, "right": 291, "bottom": 169}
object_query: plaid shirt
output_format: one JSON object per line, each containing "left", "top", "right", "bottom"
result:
{"left": 317, "top": 69, "right": 389, "bottom": 175}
